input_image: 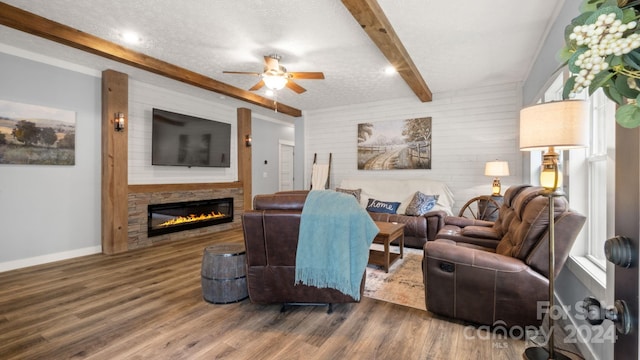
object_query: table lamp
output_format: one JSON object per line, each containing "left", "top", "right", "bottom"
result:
{"left": 519, "top": 100, "right": 589, "bottom": 360}
{"left": 484, "top": 160, "right": 510, "bottom": 196}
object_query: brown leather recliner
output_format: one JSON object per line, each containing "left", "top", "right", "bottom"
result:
{"left": 242, "top": 192, "right": 365, "bottom": 308}
{"left": 423, "top": 185, "right": 586, "bottom": 327}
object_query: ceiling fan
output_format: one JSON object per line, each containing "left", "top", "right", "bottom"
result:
{"left": 223, "top": 54, "right": 324, "bottom": 94}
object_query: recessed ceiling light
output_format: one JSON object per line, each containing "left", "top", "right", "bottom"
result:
{"left": 121, "top": 31, "right": 141, "bottom": 44}
{"left": 384, "top": 66, "right": 397, "bottom": 75}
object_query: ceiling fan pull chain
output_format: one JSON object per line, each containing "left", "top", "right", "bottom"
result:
{"left": 273, "top": 91, "right": 278, "bottom": 113}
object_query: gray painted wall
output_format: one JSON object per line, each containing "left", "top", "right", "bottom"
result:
{"left": 0, "top": 52, "right": 102, "bottom": 264}
{"left": 250, "top": 117, "right": 295, "bottom": 197}
{"left": 523, "top": 0, "right": 578, "bottom": 105}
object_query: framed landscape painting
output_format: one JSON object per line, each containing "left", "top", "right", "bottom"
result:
{"left": 0, "top": 99, "right": 76, "bottom": 165}
{"left": 357, "top": 117, "right": 431, "bottom": 170}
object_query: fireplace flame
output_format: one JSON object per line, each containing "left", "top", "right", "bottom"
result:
{"left": 159, "top": 211, "right": 226, "bottom": 227}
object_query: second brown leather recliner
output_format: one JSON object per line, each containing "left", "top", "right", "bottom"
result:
{"left": 423, "top": 185, "right": 586, "bottom": 327}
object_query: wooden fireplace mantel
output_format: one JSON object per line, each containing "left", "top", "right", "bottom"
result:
{"left": 128, "top": 182, "right": 243, "bottom": 194}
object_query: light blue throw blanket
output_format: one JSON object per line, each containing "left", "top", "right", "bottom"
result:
{"left": 295, "top": 190, "right": 379, "bottom": 300}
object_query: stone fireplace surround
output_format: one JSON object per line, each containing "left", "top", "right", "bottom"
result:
{"left": 128, "top": 183, "right": 244, "bottom": 250}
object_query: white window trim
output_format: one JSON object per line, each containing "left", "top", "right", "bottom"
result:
{"left": 534, "top": 69, "right": 614, "bottom": 294}
{"left": 567, "top": 255, "right": 606, "bottom": 298}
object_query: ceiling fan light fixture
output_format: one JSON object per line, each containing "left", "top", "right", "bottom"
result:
{"left": 224, "top": 54, "right": 322, "bottom": 94}
{"left": 263, "top": 74, "right": 288, "bottom": 90}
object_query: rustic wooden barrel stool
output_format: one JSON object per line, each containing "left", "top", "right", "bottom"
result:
{"left": 201, "top": 243, "right": 248, "bottom": 304}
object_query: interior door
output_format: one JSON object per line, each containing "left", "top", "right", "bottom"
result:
{"left": 613, "top": 125, "right": 639, "bottom": 358}
{"left": 279, "top": 142, "right": 294, "bottom": 191}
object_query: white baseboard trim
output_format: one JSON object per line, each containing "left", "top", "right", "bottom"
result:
{"left": 0, "top": 246, "right": 102, "bottom": 273}
{"left": 555, "top": 293, "right": 606, "bottom": 360}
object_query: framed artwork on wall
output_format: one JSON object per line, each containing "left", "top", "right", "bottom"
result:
{"left": 357, "top": 117, "right": 431, "bottom": 170}
{"left": 0, "top": 99, "right": 76, "bottom": 165}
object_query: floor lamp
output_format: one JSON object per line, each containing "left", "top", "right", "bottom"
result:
{"left": 519, "top": 100, "right": 589, "bottom": 360}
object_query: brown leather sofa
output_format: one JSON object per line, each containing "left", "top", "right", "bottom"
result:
{"left": 339, "top": 178, "right": 455, "bottom": 249}
{"left": 242, "top": 192, "right": 365, "bottom": 309}
{"left": 277, "top": 190, "right": 447, "bottom": 249}
{"left": 423, "top": 185, "right": 586, "bottom": 327}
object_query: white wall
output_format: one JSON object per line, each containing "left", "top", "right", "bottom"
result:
{"left": 304, "top": 83, "right": 524, "bottom": 214}
{"left": 128, "top": 80, "right": 238, "bottom": 185}
{"left": 127, "top": 80, "right": 295, "bottom": 196}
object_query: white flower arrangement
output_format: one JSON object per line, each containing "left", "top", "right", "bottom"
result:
{"left": 560, "top": 0, "right": 640, "bottom": 128}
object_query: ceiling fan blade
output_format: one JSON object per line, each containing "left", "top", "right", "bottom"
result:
{"left": 249, "top": 80, "right": 265, "bottom": 91}
{"left": 223, "top": 71, "right": 261, "bottom": 76}
{"left": 264, "top": 55, "right": 279, "bottom": 71}
{"left": 288, "top": 72, "right": 325, "bottom": 80}
{"left": 286, "top": 80, "right": 306, "bottom": 94}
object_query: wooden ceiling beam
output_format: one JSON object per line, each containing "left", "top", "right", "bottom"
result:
{"left": 0, "top": 2, "right": 302, "bottom": 117}
{"left": 342, "top": 0, "right": 432, "bottom": 102}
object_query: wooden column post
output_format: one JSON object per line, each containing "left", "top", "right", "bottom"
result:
{"left": 237, "top": 108, "right": 252, "bottom": 210}
{"left": 101, "top": 69, "right": 129, "bottom": 254}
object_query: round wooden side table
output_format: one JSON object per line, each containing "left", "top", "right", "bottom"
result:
{"left": 201, "top": 243, "right": 248, "bottom": 304}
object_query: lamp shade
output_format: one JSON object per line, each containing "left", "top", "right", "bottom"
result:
{"left": 263, "top": 75, "right": 288, "bottom": 90}
{"left": 484, "top": 161, "right": 510, "bottom": 177}
{"left": 519, "top": 100, "right": 589, "bottom": 151}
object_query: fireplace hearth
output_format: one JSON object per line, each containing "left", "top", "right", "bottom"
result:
{"left": 148, "top": 198, "right": 233, "bottom": 237}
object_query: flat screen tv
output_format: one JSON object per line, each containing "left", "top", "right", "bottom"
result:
{"left": 151, "top": 108, "right": 231, "bottom": 168}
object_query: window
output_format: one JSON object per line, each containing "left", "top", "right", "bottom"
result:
{"left": 585, "top": 89, "right": 616, "bottom": 269}
{"left": 533, "top": 70, "right": 615, "bottom": 272}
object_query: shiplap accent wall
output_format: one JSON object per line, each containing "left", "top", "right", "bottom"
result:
{"left": 304, "top": 82, "right": 524, "bottom": 214}
{"left": 128, "top": 80, "right": 238, "bottom": 184}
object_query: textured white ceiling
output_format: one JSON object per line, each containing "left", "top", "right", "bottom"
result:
{"left": 0, "top": 0, "right": 563, "bottom": 121}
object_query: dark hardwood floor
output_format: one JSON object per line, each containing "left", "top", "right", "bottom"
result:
{"left": 0, "top": 228, "right": 530, "bottom": 359}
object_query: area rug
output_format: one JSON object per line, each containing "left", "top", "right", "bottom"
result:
{"left": 364, "top": 245, "right": 426, "bottom": 311}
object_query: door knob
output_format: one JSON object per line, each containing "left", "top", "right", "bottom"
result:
{"left": 604, "top": 235, "right": 634, "bottom": 268}
{"left": 582, "top": 296, "right": 631, "bottom": 335}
